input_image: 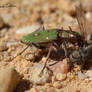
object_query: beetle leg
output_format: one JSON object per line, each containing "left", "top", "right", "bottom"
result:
{"left": 52, "top": 46, "right": 58, "bottom": 52}
{"left": 68, "top": 26, "right": 73, "bottom": 32}
{"left": 32, "top": 43, "right": 40, "bottom": 48}
{"left": 42, "top": 25, "right": 45, "bottom": 30}
{"left": 61, "top": 41, "right": 68, "bottom": 58}
{"left": 79, "top": 47, "right": 86, "bottom": 72}
{"left": 81, "top": 57, "right": 86, "bottom": 72}
{"left": 32, "top": 43, "right": 45, "bottom": 49}
{"left": 68, "top": 26, "right": 75, "bottom": 35}
{"left": 53, "top": 41, "right": 59, "bottom": 48}
{"left": 59, "top": 27, "right": 70, "bottom": 58}
{"left": 11, "top": 44, "right": 30, "bottom": 61}
{"left": 48, "top": 42, "right": 64, "bottom": 66}
{"left": 40, "top": 42, "right": 53, "bottom": 76}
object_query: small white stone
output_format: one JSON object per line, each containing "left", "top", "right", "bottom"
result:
{"left": 85, "top": 70, "right": 92, "bottom": 79}
{"left": 53, "top": 81, "right": 62, "bottom": 89}
{"left": 77, "top": 72, "right": 86, "bottom": 79}
{"left": 16, "top": 25, "right": 42, "bottom": 35}
{"left": 30, "top": 88, "right": 37, "bottom": 92}
{"left": 85, "top": 12, "right": 92, "bottom": 19}
{"left": 29, "top": 64, "right": 53, "bottom": 84}
{"left": 15, "top": 24, "right": 43, "bottom": 40}
{"left": 56, "top": 73, "right": 66, "bottom": 81}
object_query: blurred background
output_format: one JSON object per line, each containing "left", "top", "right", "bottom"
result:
{"left": 0, "top": 0, "right": 92, "bottom": 30}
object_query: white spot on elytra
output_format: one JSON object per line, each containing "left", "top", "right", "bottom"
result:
{"left": 34, "top": 33, "right": 38, "bottom": 36}
{"left": 46, "top": 37, "right": 49, "bottom": 40}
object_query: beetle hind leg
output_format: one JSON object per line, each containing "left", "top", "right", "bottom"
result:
{"left": 39, "top": 42, "right": 53, "bottom": 76}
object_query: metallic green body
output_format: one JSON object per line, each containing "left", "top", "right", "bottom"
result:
{"left": 22, "top": 29, "right": 58, "bottom": 43}
{"left": 22, "top": 29, "right": 81, "bottom": 44}
{"left": 61, "top": 30, "right": 81, "bottom": 38}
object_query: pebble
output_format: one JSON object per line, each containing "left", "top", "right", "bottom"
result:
{"left": 16, "top": 55, "right": 22, "bottom": 62}
{"left": 15, "top": 24, "right": 42, "bottom": 40}
{"left": 82, "top": 0, "right": 92, "bottom": 12}
{"left": 22, "top": 60, "right": 31, "bottom": 68}
{"left": 0, "top": 40, "right": 8, "bottom": 51}
{"left": 46, "top": 87, "right": 56, "bottom": 92}
{"left": 29, "top": 64, "right": 53, "bottom": 84}
{"left": 85, "top": 12, "right": 92, "bottom": 19}
{"left": 30, "top": 88, "right": 37, "bottom": 92}
{"left": 16, "top": 25, "right": 41, "bottom": 35}
{"left": 56, "top": 73, "right": 66, "bottom": 81}
{"left": 85, "top": 70, "right": 92, "bottom": 79}
{"left": 77, "top": 72, "right": 86, "bottom": 79}
{"left": 53, "top": 81, "right": 62, "bottom": 89}
{"left": 0, "top": 67, "right": 21, "bottom": 92}
{"left": 2, "top": 13, "right": 14, "bottom": 26}
{"left": 49, "top": 60, "right": 69, "bottom": 74}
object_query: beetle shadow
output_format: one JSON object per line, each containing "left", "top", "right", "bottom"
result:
{"left": 0, "top": 24, "right": 10, "bottom": 30}
{"left": 81, "top": 60, "right": 92, "bottom": 70}
{"left": 14, "top": 79, "right": 31, "bottom": 92}
{"left": 33, "top": 48, "right": 66, "bottom": 63}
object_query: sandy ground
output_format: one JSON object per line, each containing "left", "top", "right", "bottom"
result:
{"left": 0, "top": 0, "right": 92, "bottom": 92}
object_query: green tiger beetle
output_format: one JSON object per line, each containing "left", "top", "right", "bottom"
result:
{"left": 12, "top": 26, "right": 83, "bottom": 75}
{"left": 12, "top": 6, "right": 86, "bottom": 75}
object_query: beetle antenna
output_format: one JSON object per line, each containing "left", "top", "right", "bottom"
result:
{"left": 61, "top": 27, "right": 63, "bottom": 30}
{"left": 11, "top": 44, "right": 30, "bottom": 61}
{"left": 42, "top": 25, "right": 45, "bottom": 30}
{"left": 68, "top": 26, "right": 73, "bottom": 32}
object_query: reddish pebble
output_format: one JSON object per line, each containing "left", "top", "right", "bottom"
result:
{"left": 49, "top": 60, "right": 69, "bottom": 74}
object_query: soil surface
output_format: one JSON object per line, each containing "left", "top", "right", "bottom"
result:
{"left": 0, "top": 0, "right": 92, "bottom": 92}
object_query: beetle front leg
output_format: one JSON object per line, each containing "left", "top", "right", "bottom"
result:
{"left": 39, "top": 42, "right": 53, "bottom": 76}
{"left": 61, "top": 41, "right": 68, "bottom": 58}
{"left": 11, "top": 44, "right": 31, "bottom": 61}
